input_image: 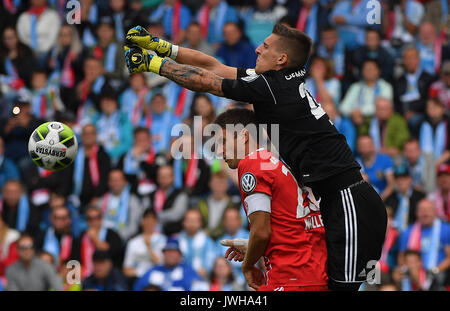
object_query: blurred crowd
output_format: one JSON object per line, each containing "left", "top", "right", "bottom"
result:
{"left": 0, "top": 0, "right": 449, "bottom": 291}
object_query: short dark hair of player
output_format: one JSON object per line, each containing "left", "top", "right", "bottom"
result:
{"left": 214, "top": 108, "right": 259, "bottom": 141}
{"left": 272, "top": 23, "right": 313, "bottom": 69}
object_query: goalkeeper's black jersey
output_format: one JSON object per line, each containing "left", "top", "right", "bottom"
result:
{"left": 222, "top": 67, "right": 360, "bottom": 185}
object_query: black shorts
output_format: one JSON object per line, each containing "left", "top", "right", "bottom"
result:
{"left": 309, "top": 169, "right": 387, "bottom": 290}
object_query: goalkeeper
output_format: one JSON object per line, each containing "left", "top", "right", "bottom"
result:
{"left": 124, "top": 25, "right": 387, "bottom": 292}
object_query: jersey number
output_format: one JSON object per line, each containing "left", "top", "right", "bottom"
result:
{"left": 281, "top": 164, "right": 319, "bottom": 218}
{"left": 298, "top": 83, "right": 326, "bottom": 120}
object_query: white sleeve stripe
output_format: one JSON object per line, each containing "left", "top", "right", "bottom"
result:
{"left": 260, "top": 74, "right": 277, "bottom": 105}
{"left": 245, "top": 192, "right": 271, "bottom": 216}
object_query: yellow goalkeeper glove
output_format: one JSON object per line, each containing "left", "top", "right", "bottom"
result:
{"left": 124, "top": 45, "right": 167, "bottom": 74}
{"left": 125, "top": 25, "right": 178, "bottom": 60}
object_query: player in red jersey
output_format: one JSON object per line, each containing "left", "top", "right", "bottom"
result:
{"left": 215, "top": 108, "right": 328, "bottom": 291}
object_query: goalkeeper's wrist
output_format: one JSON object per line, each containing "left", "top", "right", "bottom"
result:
{"left": 169, "top": 44, "right": 178, "bottom": 60}
{"left": 148, "top": 55, "right": 168, "bottom": 74}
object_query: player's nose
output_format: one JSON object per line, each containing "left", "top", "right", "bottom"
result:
{"left": 255, "top": 44, "right": 261, "bottom": 55}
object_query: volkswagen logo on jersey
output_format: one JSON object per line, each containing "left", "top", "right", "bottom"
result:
{"left": 241, "top": 172, "right": 257, "bottom": 194}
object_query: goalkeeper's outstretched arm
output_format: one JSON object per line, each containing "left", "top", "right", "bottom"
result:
{"left": 160, "top": 60, "right": 225, "bottom": 97}
{"left": 174, "top": 46, "right": 237, "bottom": 79}
{"left": 126, "top": 25, "right": 237, "bottom": 79}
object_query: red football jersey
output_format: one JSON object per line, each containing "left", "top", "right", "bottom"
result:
{"left": 238, "top": 149, "right": 328, "bottom": 287}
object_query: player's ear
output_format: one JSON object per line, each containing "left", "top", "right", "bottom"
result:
{"left": 277, "top": 53, "right": 289, "bottom": 67}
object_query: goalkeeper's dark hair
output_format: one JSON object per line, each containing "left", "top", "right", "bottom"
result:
{"left": 272, "top": 23, "right": 312, "bottom": 69}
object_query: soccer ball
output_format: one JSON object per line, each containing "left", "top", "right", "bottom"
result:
{"left": 28, "top": 121, "right": 78, "bottom": 171}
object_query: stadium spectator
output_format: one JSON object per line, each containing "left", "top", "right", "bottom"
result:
{"left": 208, "top": 256, "right": 245, "bottom": 291}
{"left": 402, "top": 138, "right": 437, "bottom": 194}
{"left": 349, "top": 28, "right": 395, "bottom": 83}
{"left": 185, "top": 93, "right": 217, "bottom": 127}
{"left": 149, "top": 164, "right": 188, "bottom": 236}
{"left": 417, "top": 22, "right": 442, "bottom": 76}
{"left": 140, "top": 92, "right": 179, "bottom": 154}
{"left": 15, "top": 0, "right": 61, "bottom": 64}
{"left": 356, "top": 135, "right": 395, "bottom": 199}
{"left": 45, "top": 24, "right": 82, "bottom": 110}
{"left": 422, "top": 0, "right": 448, "bottom": 32}
{"left": 172, "top": 134, "right": 211, "bottom": 197}
{"left": 97, "top": 169, "right": 144, "bottom": 241}
{"left": 29, "top": 69, "right": 63, "bottom": 120}
{"left": 384, "top": 0, "right": 425, "bottom": 49}
{"left": 305, "top": 57, "right": 341, "bottom": 106}
{"left": 419, "top": 98, "right": 450, "bottom": 163}
{"left": 178, "top": 208, "right": 217, "bottom": 278}
{"left": 378, "top": 207, "right": 400, "bottom": 275}
{"left": 133, "top": 237, "right": 207, "bottom": 291}
{"left": 0, "top": 180, "right": 37, "bottom": 234}
{"left": 393, "top": 249, "right": 442, "bottom": 291}
{"left": 82, "top": 250, "right": 128, "bottom": 290}
{"left": 118, "top": 127, "right": 158, "bottom": 196}
{"left": 360, "top": 97, "right": 410, "bottom": 157}
{"left": 321, "top": 100, "right": 357, "bottom": 153}
{"left": 196, "top": 0, "right": 239, "bottom": 46}
{"left": 107, "top": 0, "right": 135, "bottom": 43}
{"left": 80, "top": 206, "right": 123, "bottom": 279}
{"left": 94, "top": 91, "right": 133, "bottom": 165}
{"left": 0, "top": 213, "right": 19, "bottom": 280}
{"left": 77, "top": 0, "right": 100, "bottom": 48}
{"left": 89, "top": 17, "right": 126, "bottom": 82}
{"left": 429, "top": 60, "right": 450, "bottom": 109}
{"left": 149, "top": 0, "right": 192, "bottom": 44}
{"left": 339, "top": 60, "right": 393, "bottom": 125}
{"left": 75, "top": 57, "right": 109, "bottom": 127}
{"left": 216, "top": 22, "right": 257, "bottom": 69}
{"left": 241, "top": 0, "right": 287, "bottom": 47}
{"left": 0, "top": 136, "right": 20, "bottom": 189}
{"left": 316, "top": 27, "right": 345, "bottom": 79}
{"left": 119, "top": 73, "right": 152, "bottom": 127}
{"left": 0, "top": 100, "right": 42, "bottom": 171}
{"left": 428, "top": 164, "right": 450, "bottom": 222}
{"left": 196, "top": 171, "right": 239, "bottom": 240}
{"left": 385, "top": 165, "right": 426, "bottom": 232}
{"left": 215, "top": 207, "right": 249, "bottom": 284}
{"left": 37, "top": 191, "right": 85, "bottom": 240}
{"left": 329, "top": 0, "right": 371, "bottom": 50}
{"left": 394, "top": 46, "right": 435, "bottom": 134}
{"left": 5, "top": 234, "right": 63, "bottom": 290}
{"left": 0, "top": 26, "right": 35, "bottom": 90}
{"left": 181, "top": 22, "right": 215, "bottom": 57}
{"left": 123, "top": 208, "right": 166, "bottom": 280}
{"left": 38, "top": 250, "right": 54, "bottom": 266}
{"left": 69, "top": 124, "right": 111, "bottom": 211}
{"left": 36, "top": 206, "right": 81, "bottom": 267}
{"left": 397, "top": 199, "right": 450, "bottom": 283}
